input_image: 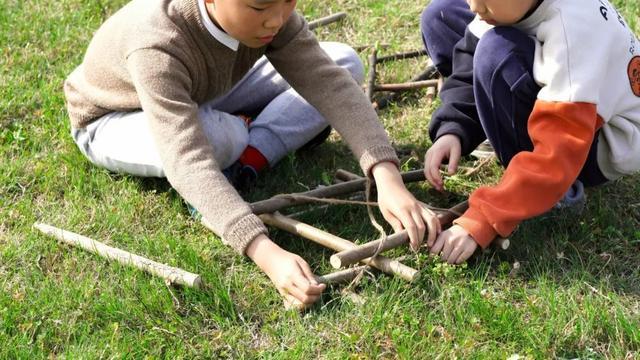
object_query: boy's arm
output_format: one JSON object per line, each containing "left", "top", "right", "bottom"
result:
{"left": 265, "top": 12, "right": 399, "bottom": 175}
{"left": 454, "top": 8, "right": 611, "bottom": 247}
{"left": 126, "top": 49, "right": 267, "bottom": 255}
{"left": 429, "top": 26, "right": 486, "bottom": 155}
{"left": 454, "top": 102, "right": 600, "bottom": 247}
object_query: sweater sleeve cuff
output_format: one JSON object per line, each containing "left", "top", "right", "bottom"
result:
{"left": 222, "top": 214, "right": 268, "bottom": 255}
{"left": 358, "top": 145, "right": 400, "bottom": 177}
{"left": 452, "top": 207, "right": 498, "bottom": 249}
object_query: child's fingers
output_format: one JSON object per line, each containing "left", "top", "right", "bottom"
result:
{"left": 447, "top": 145, "right": 461, "bottom": 175}
{"left": 424, "top": 151, "right": 443, "bottom": 190}
{"left": 429, "top": 158, "right": 444, "bottom": 190}
{"left": 454, "top": 245, "right": 476, "bottom": 265}
{"left": 430, "top": 234, "right": 445, "bottom": 255}
{"left": 397, "top": 212, "right": 419, "bottom": 251}
{"left": 285, "top": 279, "right": 319, "bottom": 305}
{"left": 420, "top": 206, "right": 440, "bottom": 247}
{"left": 447, "top": 243, "right": 465, "bottom": 264}
{"left": 410, "top": 211, "right": 426, "bottom": 250}
{"left": 383, "top": 211, "right": 404, "bottom": 235}
{"left": 440, "top": 237, "right": 454, "bottom": 262}
{"left": 296, "top": 259, "right": 323, "bottom": 287}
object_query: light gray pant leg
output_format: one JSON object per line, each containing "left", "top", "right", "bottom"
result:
{"left": 71, "top": 108, "right": 249, "bottom": 177}
{"left": 248, "top": 42, "right": 365, "bottom": 165}
{"left": 206, "top": 41, "right": 365, "bottom": 166}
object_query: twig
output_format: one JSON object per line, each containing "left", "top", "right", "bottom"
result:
{"left": 374, "top": 79, "right": 438, "bottom": 92}
{"left": 33, "top": 223, "right": 203, "bottom": 288}
{"left": 374, "top": 65, "right": 439, "bottom": 110}
{"left": 249, "top": 169, "right": 426, "bottom": 215}
{"left": 376, "top": 49, "right": 427, "bottom": 63}
{"left": 335, "top": 169, "right": 363, "bottom": 182}
{"left": 286, "top": 193, "right": 365, "bottom": 219}
{"left": 308, "top": 12, "right": 347, "bottom": 30}
{"left": 462, "top": 155, "right": 495, "bottom": 177}
{"left": 437, "top": 75, "right": 444, "bottom": 93}
{"left": 315, "top": 265, "right": 371, "bottom": 285}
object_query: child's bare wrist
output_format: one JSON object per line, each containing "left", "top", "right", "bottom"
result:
{"left": 245, "top": 234, "right": 280, "bottom": 264}
{"left": 371, "top": 161, "right": 402, "bottom": 183}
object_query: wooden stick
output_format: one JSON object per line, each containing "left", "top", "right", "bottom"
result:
{"left": 425, "top": 86, "right": 436, "bottom": 107}
{"left": 285, "top": 193, "right": 365, "bottom": 219}
{"left": 328, "top": 200, "right": 511, "bottom": 267}
{"left": 250, "top": 169, "right": 426, "bottom": 215}
{"left": 329, "top": 203, "right": 464, "bottom": 269}
{"left": 308, "top": 12, "right": 347, "bottom": 30}
{"left": 374, "top": 79, "right": 438, "bottom": 92}
{"left": 366, "top": 49, "right": 377, "bottom": 102}
{"left": 437, "top": 75, "right": 444, "bottom": 94}
{"left": 315, "top": 265, "right": 371, "bottom": 285}
{"left": 33, "top": 223, "right": 203, "bottom": 288}
{"left": 376, "top": 49, "right": 427, "bottom": 63}
{"left": 374, "top": 65, "right": 438, "bottom": 110}
{"left": 330, "top": 231, "right": 408, "bottom": 269}
{"left": 494, "top": 237, "right": 510, "bottom": 250}
{"left": 259, "top": 213, "right": 419, "bottom": 282}
{"left": 335, "top": 169, "right": 364, "bottom": 182}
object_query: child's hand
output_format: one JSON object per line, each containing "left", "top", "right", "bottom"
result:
{"left": 424, "top": 134, "right": 462, "bottom": 191}
{"left": 372, "top": 162, "right": 441, "bottom": 250}
{"left": 430, "top": 224, "right": 477, "bottom": 264}
{"left": 246, "top": 234, "right": 326, "bottom": 309}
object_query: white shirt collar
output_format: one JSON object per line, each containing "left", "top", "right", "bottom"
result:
{"left": 198, "top": 0, "right": 239, "bottom": 51}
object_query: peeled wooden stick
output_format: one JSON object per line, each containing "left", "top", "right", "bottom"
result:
{"left": 335, "top": 169, "right": 363, "bottom": 182}
{"left": 259, "top": 212, "right": 419, "bottom": 282}
{"left": 315, "top": 265, "right": 371, "bottom": 285}
{"left": 330, "top": 231, "right": 408, "bottom": 269}
{"left": 33, "top": 223, "right": 202, "bottom": 288}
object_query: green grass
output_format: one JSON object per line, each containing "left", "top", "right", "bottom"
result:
{"left": 2, "top": 0, "right": 640, "bottom": 358}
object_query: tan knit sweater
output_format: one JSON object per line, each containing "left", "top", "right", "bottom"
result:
{"left": 64, "top": 0, "right": 399, "bottom": 254}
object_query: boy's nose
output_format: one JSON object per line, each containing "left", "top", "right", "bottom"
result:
{"left": 467, "top": 0, "right": 482, "bottom": 14}
{"left": 264, "top": 7, "right": 285, "bottom": 30}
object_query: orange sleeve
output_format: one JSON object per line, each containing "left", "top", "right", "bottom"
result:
{"left": 454, "top": 101, "right": 600, "bottom": 248}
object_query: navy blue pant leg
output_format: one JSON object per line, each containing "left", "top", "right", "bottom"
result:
{"left": 420, "top": 0, "right": 474, "bottom": 76}
{"left": 473, "top": 27, "right": 607, "bottom": 186}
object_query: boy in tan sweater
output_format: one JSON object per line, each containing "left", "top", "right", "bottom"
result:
{"left": 65, "top": 0, "right": 439, "bottom": 308}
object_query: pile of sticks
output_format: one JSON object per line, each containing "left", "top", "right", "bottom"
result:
{"left": 247, "top": 168, "right": 509, "bottom": 285}
{"left": 34, "top": 168, "right": 509, "bottom": 291}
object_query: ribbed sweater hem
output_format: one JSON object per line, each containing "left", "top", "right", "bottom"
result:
{"left": 222, "top": 214, "right": 268, "bottom": 255}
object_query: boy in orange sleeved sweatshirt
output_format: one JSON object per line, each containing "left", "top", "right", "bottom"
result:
{"left": 420, "top": 0, "right": 640, "bottom": 263}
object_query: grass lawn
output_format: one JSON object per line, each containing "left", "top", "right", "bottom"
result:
{"left": 2, "top": 0, "right": 639, "bottom": 358}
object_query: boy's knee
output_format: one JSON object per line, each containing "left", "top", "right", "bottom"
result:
{"left": 420, "top": 0, "right": 449, "bottom": 36}
{"left": 320, "top": 42, "right": 365, "bottom": 84}
{"left": 474, "top": 28, "right": 533, "bottom": 82}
